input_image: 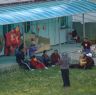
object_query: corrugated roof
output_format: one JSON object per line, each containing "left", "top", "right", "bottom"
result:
{"left": 0, "top": 0, "right": 96, "bottom": 25}
{"left": 73, "top": 13, "right": 96, "bottom": 23}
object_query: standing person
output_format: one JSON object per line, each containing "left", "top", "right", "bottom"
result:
{"left": 81, "top": 38, "right": 91, "bottom": 54}
{"left": 58, "top": 52, "right": 70, "bottom": 87}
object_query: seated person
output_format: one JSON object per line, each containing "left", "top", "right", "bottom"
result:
{"left": 85, "top": 54, "right": 94, "bottom": 69}
{"left": 81, "top": 38, "right": 91, "bottom": 54}
{"left": 79, "top": 54, "right": 87, "bottom": 68}
{"left": 71, "top": 30, "right": 80, "bottom": 43}
{"left": 30, "top": 55, "right": 48, "bottom": 69}
{"left": 16, "top": 44, "right": 31, "bottom": 70}
{"left": 51, "top": 50, "right": 60, "bottom": 65}
{"left": 29, "top": 44, "right": 37, "bottom": 58}
{"left": 42, "top": 50, "right": 51, "bottom": 67}
{"left": 79, "top": 54, "right": 94, "bottom": 69}
{"left": 70, "top": 54, "right": 94, "bottom": 69}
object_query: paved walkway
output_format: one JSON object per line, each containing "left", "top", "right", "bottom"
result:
{"left": 0, "top": 43, "right": 96, "bottom": 70}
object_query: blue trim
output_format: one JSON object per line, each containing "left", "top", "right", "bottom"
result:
{"left": 0, "top": 0, "right": 96, "bottom": 25}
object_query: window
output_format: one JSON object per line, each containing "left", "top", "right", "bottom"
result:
{"left": 3, "top": 24, "right": 12, "bottom": 35}
{"left": 60, "top": 16, "right": 68, "bottom": 29}
{"left": 24, "top": 22, "right": 30, "bottom": 33}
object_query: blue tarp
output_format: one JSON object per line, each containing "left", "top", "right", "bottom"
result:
{"left": 0, "top": 0, "right": 96, "bottom": 25}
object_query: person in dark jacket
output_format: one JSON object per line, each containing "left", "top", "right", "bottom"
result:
{"left": 16, "top": 44, "right": 31, "bottom": 70}
{"left": 42, "top": 50, "right": 51, "bottom": 67}
{"left": 70, "top": 53, "right": 94, "bottom": 69}
{"left": 58, "top": 52, "right": 70, "bottom": 87}
{"left": 29, "top": 44, "right": 37, "bottom": 58}
{"left": 81, "top": 38, "right": 91, "bottom": 54}
{"left": 84, "top": 54, "right": 94, "bottom": 69}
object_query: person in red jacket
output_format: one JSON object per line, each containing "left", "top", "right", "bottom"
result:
{"left": 30, "top": 55, "right": 48, "bottom": 69}
{"left": 51, "top": 50, "right": 60, "bottom": 65}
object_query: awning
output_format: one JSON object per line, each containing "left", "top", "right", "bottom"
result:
{"left": 0, "top": 0, "right": 96, "bottom": 25}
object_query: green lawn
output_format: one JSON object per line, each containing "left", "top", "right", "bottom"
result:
{"left": 0, "top": 66, "right": 96, "bottom": 95}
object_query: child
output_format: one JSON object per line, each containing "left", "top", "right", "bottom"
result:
{"left": 30, "top": 55, "right": 48, "bottom": 69}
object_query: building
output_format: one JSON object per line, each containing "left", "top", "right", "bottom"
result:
{"left": 0, "top": 0, "right": 72, "bottom": 56}
{"left": 0, "top": 0, "right": 96, "bottom": 57}
{"left": 73, "top": 13, "right": 96, "bottom": 42}
{"left": 72, "top": 0, "right": 96, "bottom": 41}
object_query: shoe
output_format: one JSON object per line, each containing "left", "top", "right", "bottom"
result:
{"left": 63, "top": 85, "right": 70, "bottom": 87}
{"left": 52, "top": 65, "right": 55, "bottom": 67}
{"left": 31, "top": 69, "right": 35, "bottom": 71}
{"left": 45, "top": 67, "right": 48, "bottom": 69}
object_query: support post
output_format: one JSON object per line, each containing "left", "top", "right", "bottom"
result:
{"left": 58, "top": 18, "right": 61, "bottom": 53}
{"left": 82, "top": 14, "right": 85, "bottom": 38}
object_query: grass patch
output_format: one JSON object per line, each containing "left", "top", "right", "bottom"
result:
{"left": 0, "top": 66, "right": 96, "bottom": 95}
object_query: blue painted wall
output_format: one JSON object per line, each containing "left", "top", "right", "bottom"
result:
{"left": 0, "top": 16, "right": 72, "bottom": 46}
